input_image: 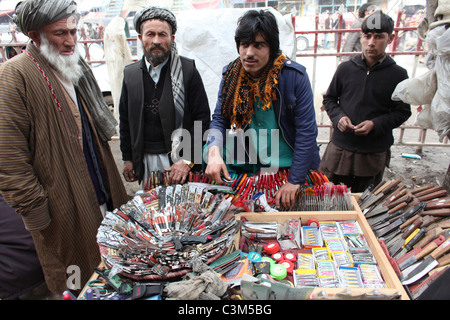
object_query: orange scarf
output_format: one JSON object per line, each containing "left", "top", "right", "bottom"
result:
{"left": 221, "top": 54, "right": 286, "bottom": 129}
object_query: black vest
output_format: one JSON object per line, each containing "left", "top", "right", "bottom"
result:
{"left": 143, "top": 64, "right": 168, "bottom": 154}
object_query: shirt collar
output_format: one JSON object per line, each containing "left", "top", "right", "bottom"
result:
{"left": 361, "top": 52, "right": 387, "bottom": 68}
{"left": 145, "top": 57, "right": 169, "bottom": 84}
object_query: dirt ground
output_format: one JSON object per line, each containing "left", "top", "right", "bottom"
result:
{"left": 383, "top": 142, "right": 449, "bottom": 188}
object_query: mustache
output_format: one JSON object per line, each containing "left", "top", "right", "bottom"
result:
{"left": 150, "top": 44, "right": 164, "bottom": 50}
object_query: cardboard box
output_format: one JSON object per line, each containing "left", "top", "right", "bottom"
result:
{"left": 236, "top": 195, "right": 409, "bottom": 300}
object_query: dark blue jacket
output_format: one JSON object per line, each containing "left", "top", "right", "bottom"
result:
{"left": 208, "top": 58, "right": 320, "bottom": 185}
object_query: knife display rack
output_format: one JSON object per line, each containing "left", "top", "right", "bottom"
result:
{"left": 236, "top": 196, "right": 410, "bottom": 300}
{"left": 358, "top": 179, "right": 450, "bottom": 299}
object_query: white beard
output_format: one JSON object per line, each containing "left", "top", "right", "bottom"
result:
{"left": 39, "top": 34, "right": 84, "bottom": 85}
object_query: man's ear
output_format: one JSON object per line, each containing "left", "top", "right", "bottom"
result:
{"left": 28, "top": 30, "right": 41, "bottom": 47}
{"left": 387, "top": 33, "right": 395, "bottom": 44}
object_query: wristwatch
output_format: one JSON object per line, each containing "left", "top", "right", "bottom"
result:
{"left": 182, "top": 159, "right": 195, "bottom": 169}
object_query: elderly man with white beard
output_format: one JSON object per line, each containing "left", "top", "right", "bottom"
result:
{"left": 0, "top": 0, "right": 128, "bottom": 296}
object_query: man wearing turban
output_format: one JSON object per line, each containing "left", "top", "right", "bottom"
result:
{"left": 119, "top": 6, "right": 211, "bottom": 188}
{"left": 0, "top": 0, "right": 128, "bottom": 296}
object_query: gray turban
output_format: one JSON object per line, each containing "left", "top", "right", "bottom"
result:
{"left": 13, "top": 0, "right": 80, "bottom": 35}
{"left": 133, "top": 6, "right": 177, "bottom": 35}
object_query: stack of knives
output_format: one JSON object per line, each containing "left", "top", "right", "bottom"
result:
{"left": 358, "top": 179, "right": 450, "bottom": 298}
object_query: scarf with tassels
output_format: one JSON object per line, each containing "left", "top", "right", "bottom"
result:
{"left": 221, "top": 54, "right": 286, "bottom": 129}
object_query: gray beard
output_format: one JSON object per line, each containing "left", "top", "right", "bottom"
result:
{"left": 39, "top": 34, "right": 84, "bottom": 85}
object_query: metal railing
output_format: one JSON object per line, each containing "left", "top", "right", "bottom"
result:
{"left": 294, "top": 12, "right": 448, "bottom": 150}
{"left": 1, "top": 19, "right": 448, "bottom": 150}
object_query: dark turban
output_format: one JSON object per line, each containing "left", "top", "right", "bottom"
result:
{"left": 13, "top": 0, "right": 80, "bottom": 35}
{"left": 133, "top": 6, "right": 177, "bottom": 35}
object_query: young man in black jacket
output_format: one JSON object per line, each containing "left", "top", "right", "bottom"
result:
{"left": 319, "top": 12, "right": 411, "bottom": 192}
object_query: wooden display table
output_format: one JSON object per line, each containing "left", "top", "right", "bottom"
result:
{"left": 236, "top": 195, "right": 409, "bottom": 300}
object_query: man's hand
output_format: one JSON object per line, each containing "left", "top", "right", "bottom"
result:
{"left": 337, "top": 116, "right": 355, "bottom": 133}
{"left": 205, "top": 145, "right": 230, "bottom": 184}
{"left": 354, "top": 120, "right": 374, "bottom": 136}
{"left": 165, "top": 160, "right": 191, "bottom": 185}
{"left": 123, "top": 161, "right": 137, "bottom": 182}
{"left": 274, "top": 182, "right": 300, "bottom": 209}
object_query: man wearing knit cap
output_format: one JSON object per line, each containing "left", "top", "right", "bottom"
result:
{"left": 0, "top": 0, "right": 128, "bottom": 296}
{"left": 119, "top": 6, "right": 210, "bottom": 188}
{"left": 341, "top": 3, "right": 377, "bottom": 62}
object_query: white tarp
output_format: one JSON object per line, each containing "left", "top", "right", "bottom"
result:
{"left": 103, "top": 16, "right": 133, "bottom": 122}
{"left": 175, "top": 8, "right": 296, "bottom": 113}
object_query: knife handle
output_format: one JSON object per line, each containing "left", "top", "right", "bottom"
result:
{"left": 414, "top": 185, "right": 444, "bottom": 198}
{"left": 418, "top": 190, "right": 448, "bottom": 202}
{"left": 388, "top": 201, "right": 408, "bottom": 214}
{"left": 413, "top": 226, "right": 444, "bottom": 250}
{"left": 430, "top": 238, "right": 450, "bottom": 259}
{"left": 401, "top": 216, "right": 423, "bottom": 238}
{"left": 411, "top": 184, "right": 434, "bottom": 195}
{"left": 425, "top": 197, "right": 450, "bottom": 210}
{"left": 420, "top": 215, "right": 442, "bottom": 228}
{"left": 381, "top": 178, "right": 403, "bottom": 196}
{"left": 385, "top": 186, "right": 407, "bottom": 204}
{"left": 437, "top": 253, "right": 450, "bottom": 267}
{"left": 416, "top": 235, "right": 446, "bottom": 261}
{"left": 372, "top": 180, "right": 386, "bottom": 193}
{"left": 374, "top": 180, "right": 390, "bottom": 195}
{"left": 405, "top": 228, "right": 427, "bottom": 252}
{"left": 388, "top": 195, "right": 411, "bottom": 210}
{"left": 404, "top": 201, "right": 427, "bottom": 220}
{"left": 421, "top": 208, "right": 450, "bottom": 217}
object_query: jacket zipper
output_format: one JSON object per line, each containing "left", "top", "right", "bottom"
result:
{"left": 276, "top": 87, "right": 294, "bottom": 150}
{"left": 239, "top": 123, "right": 251, "bottom": 162}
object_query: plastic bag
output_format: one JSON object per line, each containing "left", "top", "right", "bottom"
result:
{"left": 392, "top": 26, "right": 450, "bottom": 142}
{"left": 391, "top": 69, "right": 437, "bottom": 105}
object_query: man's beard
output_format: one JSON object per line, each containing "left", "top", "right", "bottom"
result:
{"left": 39, "top": 34, "right": 84, "bottom": 85}
{"left": 144, "top": 43, "right": 171, "bottom": 66}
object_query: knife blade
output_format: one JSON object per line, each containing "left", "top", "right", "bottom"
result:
{"left": 387, "top": 233, "right": 407, "bottom": 256}
{"left": 365, "top": 197, "right": 409, "bottom": 219}
{"left": 375, "top": 202, "right": 426, "bottom": 238}
{"left": 401, "top": 237, "right": 450, "bottom": 285}
{"left": 390, "top": 228, "right": 421, "bottom": 258}
{"left": 358, "top": 181, "right": 384, "bottom": 207}
{"left": 370, "top": 209, "right": 405, "bottom": 230}
{"left": 358, "top": 184, "right": 374, "bottom": 205}
{"left": 393, "top": 227, "right": 428, "bottom": 259}
{"left": 360, "top": 192, "right": 385, "bottom": 211}
{"left": 386, "top": 232, "right": 403, "bottom": 249}
{"left": 396, "top": 247, "right": 422, "bottom": 266}
{"left": 364, "top": 179, "right": 404, "bottom": 214}
{"left": 401, "top": 256, "right": 439, "bottom": 285}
